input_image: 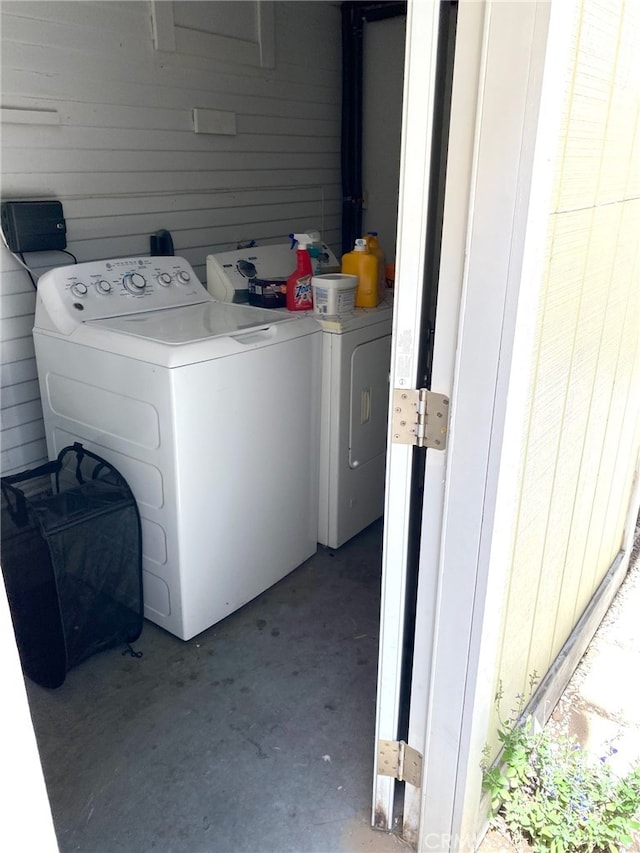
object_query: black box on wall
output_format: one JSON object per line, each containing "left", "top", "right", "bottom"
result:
{"left": 1, "top": 200, "right": 67, "bottom": 252}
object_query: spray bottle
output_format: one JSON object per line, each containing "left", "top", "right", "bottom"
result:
{"left": 286, "top": 233, "right": 315, "bottom": 311}
{"left": 303, "top": 230, "right": 321, "bottom": 274}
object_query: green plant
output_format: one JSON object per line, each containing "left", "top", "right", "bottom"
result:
{"left": 481, "top": 680, "right": 640, "bottom": 852}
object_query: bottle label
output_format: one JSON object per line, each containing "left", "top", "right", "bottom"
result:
{"left": 294, "top": 275, "right": 313, "bottom": 308}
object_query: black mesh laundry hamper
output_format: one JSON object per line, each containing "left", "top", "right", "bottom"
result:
{"left": 0, "top": 442, "right": 143, "bottom": 689}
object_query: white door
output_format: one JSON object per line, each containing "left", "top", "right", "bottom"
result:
{"left": 373, "top": 0, "right": 569, "bottom": 848}
{"left": 372, "top": 0, "right": 445, "bottom": 835}
{"left": 373, "top": 3, "right": 487, "bottom": 843}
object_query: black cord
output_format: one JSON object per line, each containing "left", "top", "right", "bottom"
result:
{"left": 14, "top": 247, "right": 77, "bottom": 290}
{"left": 18, "top": 252, "right": 38, "bottom": 290}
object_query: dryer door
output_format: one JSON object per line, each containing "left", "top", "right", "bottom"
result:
{"left": 348, "top": 334, "right": 392, "bottom": 469}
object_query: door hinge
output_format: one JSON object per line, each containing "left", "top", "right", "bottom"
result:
{"left": 377, "top": 739, "right": 423, "bottom": 788}
{"left": 391, "top": 388, "right": 449, "bottom": 449}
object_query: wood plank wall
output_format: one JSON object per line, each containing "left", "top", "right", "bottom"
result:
{"left": 0, "top": 1, "right": 342, "bottom": 475}
{"left": 489, "top": 0, "right": 640, "bottom": 750}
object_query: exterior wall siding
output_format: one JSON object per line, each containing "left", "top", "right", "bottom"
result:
{"left": 489, "top": 0, "right": 640, "bottom": 750}
{"left": 0, "top": 1, "right": 342, "bottom": 475}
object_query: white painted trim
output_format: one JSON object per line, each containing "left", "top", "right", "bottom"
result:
{"left": 257, "top": 1, "right": 276, "bottom": 69}
{"left": 458, "top": 2, "right": 579, "bottom": 842}
{"left": 150, "top": 0, "right": 176, "bottom": 52}
{"left": 397, "top": 1, "right": 577, "bottom": 849}
{"left": 419, "top": 0, "right": 544, "bottom": 841}
{"left": 372, "top": 0, "right": 441, "bottom": 832}
{"left": 401, "top": 0, "right": 488, "bottom": 842}
{"left": 151, "top": 0, "right": 275, "bottom": 69}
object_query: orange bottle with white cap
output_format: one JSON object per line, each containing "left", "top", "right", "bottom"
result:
{"left": 341, "top": 238, "right": 379, "bottom": 308}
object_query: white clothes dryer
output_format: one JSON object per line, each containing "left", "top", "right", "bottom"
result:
{"left": 207, "top": 247, "right": 393, "bottom": 549}
{"left": 33, "top": 256, "right": 321, "bottom": 640}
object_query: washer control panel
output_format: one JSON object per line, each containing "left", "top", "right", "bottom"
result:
{"left": 34, "top": 256, "right": 210, "bottom": 335}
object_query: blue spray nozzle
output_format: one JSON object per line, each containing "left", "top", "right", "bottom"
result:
{"left": 289, "top": 232, "right": 314, "bottom": 250}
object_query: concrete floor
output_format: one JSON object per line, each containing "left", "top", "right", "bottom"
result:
{"left": 25, "top": 520, "right": 407, "bottom": 853}
{"left": 23, "top": 516, "right": 640, "bottom": 853}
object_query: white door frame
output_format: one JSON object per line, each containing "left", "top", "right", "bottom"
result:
{"left": 374, "top": 0, "right": 577, "bottom": 848}
{"left": 425, "top": 3, "right": 575, "bottom": 847}
{"left": 400, "top": 2, "right": 489, "bottom": 839}
{"left": 372, "top": 0, "right": 442, "bottom": 831}
{"left": 408, "top": 1, "right": 560, "bottom": 846}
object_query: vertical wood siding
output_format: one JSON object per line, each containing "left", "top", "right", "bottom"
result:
{"left": 0, "top": 1, "right": 341, "bottom": 475}
{"left": 491, "top": 0, "right": 640, "bottom": 743}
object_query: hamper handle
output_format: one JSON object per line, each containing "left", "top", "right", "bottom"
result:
{"left": 1, "top": 480, "right": 29, "bottom": 527}
{"left": 1, "top": 443, "right": 123, "bottom": 527}
{"left": 56, "top": 443, "right": 125, "bottom": 489}
{"left": 1, "top": 457, "right": 63, "bottom": 527}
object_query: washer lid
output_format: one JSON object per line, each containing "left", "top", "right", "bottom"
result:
{"left": 89, "top": 301, "right": 293, "bottom": 344}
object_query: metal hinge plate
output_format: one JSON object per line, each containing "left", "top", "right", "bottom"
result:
{"left": 391, "top": 388, "right": 449, "bottom": 449}
{"left": 377, "top": 739, "right": 423, "bottom": 788}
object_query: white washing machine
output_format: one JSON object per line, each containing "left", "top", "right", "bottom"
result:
{"left": 33, "top": 256, "right": 321, "bottom": 641}
{"left": 207, "top": 246, "right": 393, "bottom": 548}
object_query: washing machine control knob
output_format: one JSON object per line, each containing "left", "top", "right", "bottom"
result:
{"left": 96, "top": 279, "right": 112, "bottom": 293}
{"left": 177, "top": 270, "right": 191, "bottom": 284}
{"left": 70, "top": 282, "right": 88, "bottom": 298}
{"left": 158, "top": 272, "right": 172, "bottom": 286}
{"left": 123, "top": 272, "right": 147, "bottom": 293}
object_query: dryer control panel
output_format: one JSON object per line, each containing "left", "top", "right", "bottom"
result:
{"left": 34, "top": 256, "right": 212, "bottom": 335}
{"left": 206, "top": 242, "right": 340, "bottom": 303}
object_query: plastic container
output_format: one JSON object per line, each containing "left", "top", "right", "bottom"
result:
{"left": 286, "top": 233, "right": 315, "bottom": 311}
{"left": 311, "top": 273, "right": 357, "bottom": 316}
{"left": 341, "top": 238, "right": 379, "bottom": 308}
{"left": 365, "top": 231, "right": 386, "bottom": 300}
{"left": 385, "top": 262, "right": 395, "bottom": 289}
